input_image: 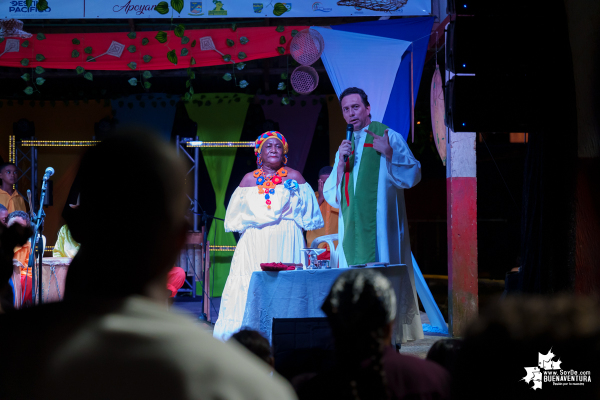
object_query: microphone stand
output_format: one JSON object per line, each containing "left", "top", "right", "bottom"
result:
{"left": 191, "top": 199, "right": 224, "bottom": 322}
{"left": 27, "top": 174, "right": 50, "bottom": 305}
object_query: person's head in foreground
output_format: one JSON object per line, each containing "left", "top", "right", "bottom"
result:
{"left": 0, "top": 163, "right": 18, "bottom": 191}
{"left": 340, "top": 87, "right": 372, "bottom": 132}
{"left": 65, "top": 130, "right": 189, "bottom": 301}
{"left": 321, "top": 269, "right": 397, "bottom": 399}
{"left": 453, "top": 295, "right": 600, "bottom": 400}
{"left": 231, "top": 329, "right": 274, "bottom": 370}
{"left": 0, "top": 204, "right": 8, "bottom": 226}
{"left": 425, "top": 338, "right": 463, "bottom": 373}
{"left": 7, "top": 211, "right": 30, "bottom": 228}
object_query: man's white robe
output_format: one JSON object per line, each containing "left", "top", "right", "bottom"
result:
{"left": 323, "top": 123, "right": 424, "bottom": 341}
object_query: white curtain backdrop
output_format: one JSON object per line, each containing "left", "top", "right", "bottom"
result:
{"left": 312, "top": 27, "right": 410, "bottom": 122}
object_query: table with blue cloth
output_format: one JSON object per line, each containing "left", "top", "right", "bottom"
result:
{"left": 241, "top": 265, "right": 419, "bottom": 345}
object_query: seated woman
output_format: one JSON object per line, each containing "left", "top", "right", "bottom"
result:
{"left": 213, "top": 131, "right": 323, "bottom": 341}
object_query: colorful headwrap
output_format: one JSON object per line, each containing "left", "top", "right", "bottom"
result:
{"left": 254, "top": 131, "right": 288, "bottom": 156}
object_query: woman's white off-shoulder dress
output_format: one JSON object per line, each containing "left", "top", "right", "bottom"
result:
{"left": 212, "top": 181, "right": 324, "bottom": 341}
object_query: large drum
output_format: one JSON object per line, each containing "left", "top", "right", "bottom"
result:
{"left": 41, "top": 257, "right": 71, "bottom": 303}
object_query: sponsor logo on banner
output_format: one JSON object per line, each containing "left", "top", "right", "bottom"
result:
{"left": 8, "top": 1, "right": 51, "bottom": 14}
{"left": 285, "top": 3, "right": 292, "bottom": 11}
{"left": 113, "top": 0, "right": 157, "bottom": 15}
{"left": 521, "top": 348, "right": 591, "bottom": 390}
{"left": 312, "top": 2, "right": 332, "bottom": 12}
{"left": 209, "top": 0, "right": 227, "bottom": 15}
{"left": 253, "top": 3, "right": 263, "bottom": 13}
{"left": 189, "top": 1, "right": 204, "bottom": 16}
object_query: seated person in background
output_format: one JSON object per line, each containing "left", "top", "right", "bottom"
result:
{"left": 0, "top": 204, "right": 8, "bottom": 226}
{"left": 0, "top": 163, "right": 27, "bottom": 213}
{"left": 296, "top": 269, "right": 449, "bottom": 400}
{"left": 54, "top": 195, "right": 185, "bottom": 298}
{"left": 53, "top": 198, "right": 81, "bottom": 259}
{"left": 7, "top": 211, "right": 32, "bottom": 303}
{"left": 306, "top": 166, "right": 338, "bottom": 261}
{"left": 0, "top": 131, "right": 297, "bottom": 400}
{"left": 0, "top": 222, "right": 32, "bottom": 313}
{"left": 230, "top": 329, "right": 275, "bottom": 371}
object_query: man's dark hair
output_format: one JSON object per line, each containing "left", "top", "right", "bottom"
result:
{"left": 0, "top": 163, "right": 16, "bottom": 174}
{"left": 64, "top": 130, "right": 188, "bottom": 300}
{"left": 7, "top": 211, "right": 30, "bottom": 226}
{"left": 231, "top": 329, "right": 273, "bottom": 366}
{"left": 318, "top": 166, "right": 333, "bottom": 178}
{"left": 339, "top": 87, "right": 371, "bottom": 118}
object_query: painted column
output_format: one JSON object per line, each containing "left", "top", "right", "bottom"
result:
{"left": 446, "top": 129, "right": 478, "bottom": 337}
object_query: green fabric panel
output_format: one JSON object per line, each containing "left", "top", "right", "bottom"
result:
{"left": 340, "top": 122, "right": 387, "bottom": 265}
{"left": 185, "top": 94, "right": 252, "bottom": 297}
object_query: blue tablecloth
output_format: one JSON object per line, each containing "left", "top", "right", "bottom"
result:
{"left": 241, "top": 265, "right": 418, "bottom": 345}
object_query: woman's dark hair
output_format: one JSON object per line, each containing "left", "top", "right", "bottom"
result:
{"left": 230, "top": 329, "right": 272, "bottom": 366}
{"left": 321, "top": 269, "right": 395, "bottom": 400}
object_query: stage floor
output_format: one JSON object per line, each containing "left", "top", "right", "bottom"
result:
{"left": 171, "top": 297, "right": 448, "bottom": 359}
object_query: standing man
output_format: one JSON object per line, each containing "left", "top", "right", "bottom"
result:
{"left": 323, "top": 87, "right": 423, "bottom": 340}
{"left": 0, "top": 164, "right": 27, "bottom": 213}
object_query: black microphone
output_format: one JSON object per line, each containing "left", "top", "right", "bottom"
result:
{"left": 42, "top": 166, "right": 54, "bottom": 181}
{"left": 344, "top": 124, "right": 353, "bottom": 162}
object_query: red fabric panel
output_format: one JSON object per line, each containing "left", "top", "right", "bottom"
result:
{"left": 0, "top": 26, "right": 308, "bottom": 70}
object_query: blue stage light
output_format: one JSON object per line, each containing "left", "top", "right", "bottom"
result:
{"left": 463, "top": 64, "right": 466, "bottom": 67}
{"left": 462, "top": 123, "right": 466, "bottom": 126}
{"left": 463, "top": 4, "right": 467, "bottom": 7}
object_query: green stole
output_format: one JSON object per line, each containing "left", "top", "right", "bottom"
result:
{"left": 340, "top": 121, "right": 387, "bottom": 265}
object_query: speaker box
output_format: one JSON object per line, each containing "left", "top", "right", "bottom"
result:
{"left": 272, "top": 317, "right": 335, "bottom": 381}
{"left": 446, "top": 16, "right": 531, "bottom": 75}
{"left": 445, "top": 75, "right": 533, "bottom": 132}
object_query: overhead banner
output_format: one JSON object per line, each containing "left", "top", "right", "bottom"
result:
{"left": 3, "top": 0, "right": 430, "bottom": 19}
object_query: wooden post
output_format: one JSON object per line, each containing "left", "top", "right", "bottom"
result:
{"left": 446, "top": 129, "right": 478, "bottom": 337}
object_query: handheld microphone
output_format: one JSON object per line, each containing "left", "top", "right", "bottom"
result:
{"left": 43, "top": 167, "right": 54, "bottom": 181}
{"left": 344, "top": 124, "right": 353, "bottom": 162}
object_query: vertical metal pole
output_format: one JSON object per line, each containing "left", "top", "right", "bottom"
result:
{"left": 194, "top": 147, "right": 199, "bottom": 232}
{"left": 193, "top": 146, "right": 199, "bottom": 299}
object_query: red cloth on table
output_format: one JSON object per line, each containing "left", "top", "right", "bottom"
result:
{"left": 167, "top": 267, "right": 186, "bottom": 298}
{"left": 20, "top": 275, "right": 32, "bottom": 303}
{"left": 260, "top": 263, "right": 298, "bottom": 271}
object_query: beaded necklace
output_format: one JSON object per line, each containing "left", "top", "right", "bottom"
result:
{"left": 253, "top": 167, "right": 288, "bottom": 209}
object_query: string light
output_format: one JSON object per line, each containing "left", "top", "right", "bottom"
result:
{"left": 9, "top": 136, "right": 15, "bottom": 163}
{"left": 187, "top": 141, "right": 254, "bottom": 148}
{"left": 20, "top": 140, "right": 100, "bottom": 147}
{"left": 209, "top": 245, "right": 236, "bottom": 252}
{"left": 42, "top": 244, "right": 237, "bottom": 253}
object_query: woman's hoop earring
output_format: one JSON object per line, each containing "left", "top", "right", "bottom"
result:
{"left": 283, "top": 155, "right": 288, "bottom": 165}
{"left": 257, "top": 155, "right": 263, "bottom": 167}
